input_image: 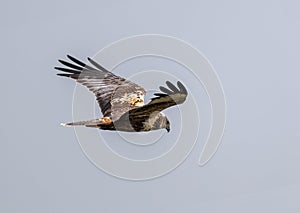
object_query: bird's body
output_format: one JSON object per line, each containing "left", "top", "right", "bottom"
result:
{"left": 56, "top": 55, "right": 188, "bottom": 133}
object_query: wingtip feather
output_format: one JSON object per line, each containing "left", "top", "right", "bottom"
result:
{"left": 87, "top": 57, "right": 110, "bottom": 72}
{"left": 177, "top": 81, "right": 188, "bottom": 94}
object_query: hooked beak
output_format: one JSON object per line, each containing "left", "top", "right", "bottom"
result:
{"left": 166, "top": 126, "right": 170, "bottom": 133}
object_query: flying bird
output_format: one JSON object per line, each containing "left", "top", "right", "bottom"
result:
{"left": 55, "top": 55, "right": 188, "bottom": 132}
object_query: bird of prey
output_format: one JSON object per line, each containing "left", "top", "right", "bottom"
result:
{"left": 55, "top": 55, "right": 188, "bottom": 132}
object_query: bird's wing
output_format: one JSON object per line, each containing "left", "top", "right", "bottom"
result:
{"left": 55, "top": 55, "right": 146, "bottom": 121}
{"left": 126, "top": 81, "right": 188, "bottom": 119}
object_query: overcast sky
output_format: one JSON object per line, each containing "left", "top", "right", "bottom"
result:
{"left": 1, "top": 0, "right": 300, "bottom": 212}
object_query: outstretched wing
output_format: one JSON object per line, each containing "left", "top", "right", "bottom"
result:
{"left": 55, "top": 55, "right": 146, "bottom": 121}
{"left": 127, "top": 81, "right": 188, "bottom": 119}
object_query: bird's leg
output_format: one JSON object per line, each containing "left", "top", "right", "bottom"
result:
{"left": 98, "top": 117, "right": 112, "bottom": 125}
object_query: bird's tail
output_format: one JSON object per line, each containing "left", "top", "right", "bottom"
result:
{"left": 61, "top": 117, "right": 112, "bottom": 128}
{"left": 61, "top": 120, "right": 91, "bottom": 126}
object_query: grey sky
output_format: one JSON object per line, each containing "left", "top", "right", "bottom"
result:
{"left": 1, "top": 0, "right": 300, "bottom": 212}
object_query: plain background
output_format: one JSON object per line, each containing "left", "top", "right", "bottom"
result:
{"left": 1, "top": 0, "right": 300, "bottom": 212}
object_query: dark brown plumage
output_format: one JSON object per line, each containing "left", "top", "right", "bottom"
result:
{"left": 56, "top": 55, "right": 188, "bottom": 132}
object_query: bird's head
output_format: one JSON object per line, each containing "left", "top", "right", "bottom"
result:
{"left": 153, "top": 112, "right": 170, "bottom": 132}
